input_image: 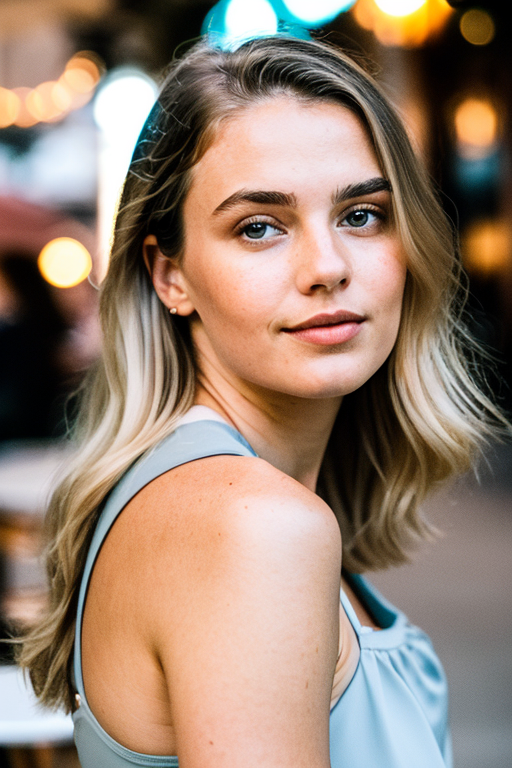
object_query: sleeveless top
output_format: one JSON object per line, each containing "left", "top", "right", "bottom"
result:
{"left": 73, "top": 408, "right": 452, "bottom": 768}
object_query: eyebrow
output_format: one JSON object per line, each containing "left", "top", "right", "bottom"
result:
{"left": 212, "top": 189, "right": 298, "bottom": 215}
{"left": 332, "top": 177, "right": 391, "bottom": 205}
{"left": 212, "top": 177, "right": 391, "bottom": 216}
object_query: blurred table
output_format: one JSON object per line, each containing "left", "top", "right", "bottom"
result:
{"left": 0, "top": 665, "right": 73, "bottom": 746}
{"left": 0, "top": 442, "right": 76, "bottom": 767}
{"left": 0, "top": 440, "right": 71, "bottom": 636}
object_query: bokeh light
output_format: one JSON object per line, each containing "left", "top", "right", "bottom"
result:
{"left": 281, "top": 0, "right": 355, "bottom": 25}
{"left": 93, "top": 68, "right": 158, "bottom": 277}
{"left": 462, "top": 219, "right": 510, "bottom": 276}
{"left": 224, "top": 0, "right": 279, "bottom": 39}
{"left": 0, "top": 87, "right": 20, "bottom": 128}
{"left": 0, "top": 50, "right": 104, "bottom": 130}
{"left": 374, "top": 0, "right": 426, "bottom": 17}
{"left": 93, "top": 69, "right": 157, "bottom": 139}
{"left": 51, "top": 81, "right": 75, "bottom": 113}
{"left": 58, "top": 52, "right": 103, "bottom": 111}
{"left": 460, "top": 9, "right": 495, "bottom": 46}
{"left": 12, "top": 87, "right": 38, "bottom": 128}
{"left": 454, "top": 98, "right": 498, "bottom": 156}
{"left": 62, "top": 55, "right": 101, "bottom": 93}
{"left": 352, "top": 0, "right": 452, "bottom": 46}
{"left": 38, "top": 238, "right": 93, "bottom": 288}
{"left": 25, "top": 82, "right": 63, "bottom": 123}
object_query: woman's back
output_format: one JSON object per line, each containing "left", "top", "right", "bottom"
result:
{"left": 74, "top": 409, "right": 451, "bottom": 768}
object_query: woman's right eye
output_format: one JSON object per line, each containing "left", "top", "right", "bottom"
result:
{"left": 239, "top": 221, "right": 283, "bottom": 240}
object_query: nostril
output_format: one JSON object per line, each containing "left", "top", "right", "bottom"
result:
{"left": 309, "top": 278, "right": 347, "bottom": 291}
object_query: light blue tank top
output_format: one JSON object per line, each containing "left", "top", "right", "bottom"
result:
{"left": 73, "top": 414, "right": 452, "bottom": 768}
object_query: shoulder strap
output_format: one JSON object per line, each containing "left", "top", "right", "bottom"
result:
{"left": 73, "top": 419, "right": 257, "bottom": 694}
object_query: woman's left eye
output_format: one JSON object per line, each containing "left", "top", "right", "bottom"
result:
{"left": 240, "top": 221, "right": 282, "bottom": 240}
{"left": 341, "top": 208, "right": 382, "bottom": 229}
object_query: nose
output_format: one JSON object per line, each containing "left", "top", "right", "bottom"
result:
{"left": 294, "top": 222, "right": 351, "bottom": 295}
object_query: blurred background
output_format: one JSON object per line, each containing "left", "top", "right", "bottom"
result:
{"left": 0, "top": 1, "right": 510, "bottom": 766}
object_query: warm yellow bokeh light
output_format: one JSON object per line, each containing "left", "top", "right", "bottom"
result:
{"left": 0, "top": 50, "right": 104, "bottom": 132}
{"left": 462, "top": 220, "right": 510, "bottom": 276}
{"left": 352, "top": 0, "right": 452, "bottom": 47}
{"left": 63, "top": 67, "right": 96, "bottom": 94}
{"left": 454, "top": 98, "right": 498, "bottom": 149}
{"left": 54, "top": 80, "right": 91, "bottom": 112}
{"left": 374, "top": 0, "right": 425, "bottom": 17}
{"left": 25, "top": 82, "right": 65, "bottom": 122}
{"left": 51, "top": 81, "right": 74, "bottom": 112}
{"left": 0, "top": 87, "right": 20, "bottom": 128}
{"left": 63, "top": 55, "right": 101, "bottom": 94}
{"left": 12, "top": 87, "right": 38, "bottom": 128}
{"left": 460, "top": 9, "right": 495, "bottom": 46}
{"left": 38, "top": 238, "right": 93, "bottom": 288}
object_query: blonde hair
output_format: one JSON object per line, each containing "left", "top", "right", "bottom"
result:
{"left": 18, "top": 36, "right": 508, "bottom": 711}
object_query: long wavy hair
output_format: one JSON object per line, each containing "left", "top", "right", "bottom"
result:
{"left": 18, "top": 35, "right": 508, "bottom": 712}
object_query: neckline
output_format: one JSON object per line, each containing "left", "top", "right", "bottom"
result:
{"left": 174, "top": 404, "right": 230, "bottom": 428}
{"left": 340, "top": 574, "right": 408, "bottom": 649}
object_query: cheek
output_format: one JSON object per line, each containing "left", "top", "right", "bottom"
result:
{"left": 370, "top": 249, "right": 407, "bottom": 315}
{"left": 185, "top": 248, "right": 283, "bottom": 331}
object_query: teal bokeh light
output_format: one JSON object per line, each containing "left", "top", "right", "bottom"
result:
{"left": 201, "top": 0, "right": 353, "bottom": 49}
{"left": 274, "top": 0, "right": 356, "bottom": 27}
{"left": 202, "top": 0, "right": 280, "bottom": 48}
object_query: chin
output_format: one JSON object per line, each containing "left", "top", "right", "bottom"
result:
{"left": 272, "top": 375, "right": 373, "bottom": 400}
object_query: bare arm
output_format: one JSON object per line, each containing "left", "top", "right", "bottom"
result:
{"left": 146, "top": 456, "right": 342, "bottom": 768}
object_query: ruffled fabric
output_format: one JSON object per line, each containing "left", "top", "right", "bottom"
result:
{"left": 329, "top": 575, "right": 452, "bottom": 768}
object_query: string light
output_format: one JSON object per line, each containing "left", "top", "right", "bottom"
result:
{"left": 0, "top": 51, "right": 104, "bottom": 130}
{"left": 25, "top": 82, "right": 63, "bottom": 123}
{"left": 12, "top": 87, "right": 38, "bottom": 128}
{"left": 0, "top": 87, "right": 20, "bottom": 128}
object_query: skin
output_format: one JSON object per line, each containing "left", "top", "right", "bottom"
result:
{"left": 82, "top": 98, "right": 407, "bottom": 766}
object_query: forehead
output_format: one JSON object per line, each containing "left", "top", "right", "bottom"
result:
{"left": 185, "top": 97, "right": 381, "bottom": 210}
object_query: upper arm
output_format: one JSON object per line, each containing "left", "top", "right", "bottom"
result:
{"left": 145, "top": 456, "right": 341, "bottom": 768}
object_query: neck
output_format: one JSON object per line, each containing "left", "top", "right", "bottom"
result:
{"left": 194, "top": 365, "right": 342, "bottom": 493}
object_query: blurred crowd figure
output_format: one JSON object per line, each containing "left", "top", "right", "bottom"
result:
{"left": 0, "top": 249, "right": 99, "bottom": 442}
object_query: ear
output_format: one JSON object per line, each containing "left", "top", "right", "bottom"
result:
{"left": 142, "top": 235, "right": 195, "bottom": 317}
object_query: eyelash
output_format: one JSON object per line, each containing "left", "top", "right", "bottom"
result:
{"left": 235, "top": 205, "right": 385, "bottom": 243}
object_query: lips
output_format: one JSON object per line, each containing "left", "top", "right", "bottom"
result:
{"left": 284, "top": 309, "right": 366, "bottom": 332}
{"left": 282, "top": 309, "right": 365, "bottom": 346}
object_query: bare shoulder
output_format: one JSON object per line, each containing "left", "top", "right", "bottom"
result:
{"left": 129, "top": 453, "right": 342, "bottom": 570}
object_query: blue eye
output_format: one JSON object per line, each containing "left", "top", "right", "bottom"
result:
{"left": 245, "top": 222, "right": 268, "bottom": 239}
{"left": 345, "top": 210, "right": 371, "bottom": 227}
{"left": 241, "top": 221, "right": 282, "bottom": 240}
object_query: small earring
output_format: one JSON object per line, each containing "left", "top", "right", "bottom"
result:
{"left": 169, "top": 307, "right": 177, "bottom": 315}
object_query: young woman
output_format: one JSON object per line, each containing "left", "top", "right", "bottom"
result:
{"left": 19, "top": 36, "right": 507, "bottom": 768}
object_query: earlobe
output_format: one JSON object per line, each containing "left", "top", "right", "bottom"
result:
{"left": 142, "top": 234, "right": 195, "bottom": 316}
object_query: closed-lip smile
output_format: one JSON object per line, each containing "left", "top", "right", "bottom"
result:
{"left": 284, "top": 309, "right": 366, "bottom": 332}
{"left": 282, "top": 309, "right": 366, "bottom": 346}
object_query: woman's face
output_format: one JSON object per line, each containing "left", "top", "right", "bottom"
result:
{"left": 167, "top": 97, "right": 407, "bottom": 400}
